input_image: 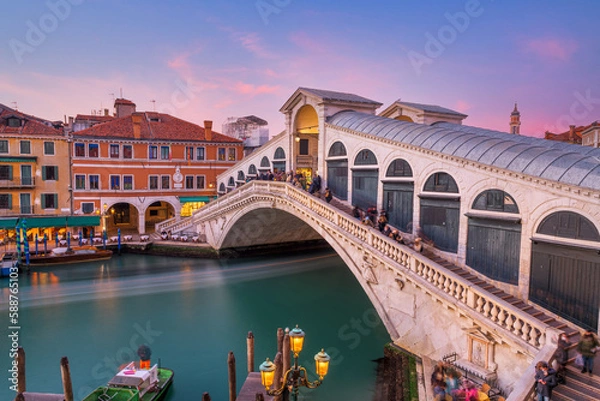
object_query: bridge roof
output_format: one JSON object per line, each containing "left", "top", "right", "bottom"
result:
{"left": 327, "top": 111, "right": 600, "bottom": 191}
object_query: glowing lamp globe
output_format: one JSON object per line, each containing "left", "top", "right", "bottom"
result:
{"left": 314, "top": 349, "right": 331, "bottom": 379}
{"left": 259, "top": 358, "right": 276, "bottom": 390}
{"left": 289, "top": 325, "right": 305, "bottom": 356}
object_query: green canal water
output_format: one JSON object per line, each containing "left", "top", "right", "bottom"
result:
{"left": 1, "top": 250, "right": 391, "bottom": 400}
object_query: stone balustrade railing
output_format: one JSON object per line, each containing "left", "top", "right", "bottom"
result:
{"left": 181, "top": 180, "right": 557, "bottom": 400}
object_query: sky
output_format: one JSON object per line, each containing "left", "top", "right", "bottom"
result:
{"left": 1, "top": 0, "right": 599, "bottom": 138}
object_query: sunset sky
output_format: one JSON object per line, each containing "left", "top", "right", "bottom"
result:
{"left": 1, "top": 0, "right": 599, "bottom": 137}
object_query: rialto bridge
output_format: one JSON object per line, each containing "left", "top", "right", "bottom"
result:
{"left": 158, "top": 88, "right": 600, "bottom": 400}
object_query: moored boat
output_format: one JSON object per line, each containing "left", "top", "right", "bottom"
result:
{"left": 82, "top": 362, "right": 174, "bottom": 401}
{"left": 26, "top": 245, "right": 113, "bottom": 266}
{"left": 1, "top": 251, "right": 19, "bottom": 277}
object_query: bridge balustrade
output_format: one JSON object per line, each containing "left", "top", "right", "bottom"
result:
{"left": 163, "top": 180, "right": 557, "bottom": 400}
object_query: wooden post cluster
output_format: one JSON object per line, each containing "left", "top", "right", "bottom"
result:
{"left": 16, "top": 347, "right": 26, "bottom": 393}
{"left": 202, "top": 392, "right": 212, "bottom": 401}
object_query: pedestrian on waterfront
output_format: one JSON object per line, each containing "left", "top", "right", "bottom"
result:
{"left": 377, "top": 214, "right": 388, "bottom": 232}
{"left": 444, "top": 368, "right": 460, "bottom": 400}
{"left": 457, "top": 379, "right": 478, "bottom": 401}
{"left": 324, "top": 187, "right": 332, "bottom": 203}
{"left": 352, "top": 205, "right": 362, "bottom": 220}
{"left": 555, "top": 333, "right": 571, "bottom": 383}
{"left": 362, "top": 216, "right": 375, "bottom": 228}
{"left": 534, "top": 361, "right": 557, "bottom": 401}
{"left": 576, "top": 329, "right": 599, "bottom": 375}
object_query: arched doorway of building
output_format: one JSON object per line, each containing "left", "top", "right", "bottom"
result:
{"left": 294, "top": 105, "right": 319, "bottom": 182}
{"left": 466, "top": 189, "right": 521, "bottom": 284}
{"left": 144, "top": 201, "right": 175, "bottom": 231}
{"left": 419, "top": 172, "right": 460, "bottom": 252}
{"left": 530, "top": 211, "right": 600, "bottom": 330}
{"left": 106, "top": 202, "right": 139, "bottom": 234}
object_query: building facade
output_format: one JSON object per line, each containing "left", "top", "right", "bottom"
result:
{"left": 71, "top": 99, "right": 244, "bottom": 234}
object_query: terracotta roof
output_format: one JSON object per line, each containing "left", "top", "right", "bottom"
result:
{"left": 0, "top": 103, "right": 63, "bottom": 136}
{"left": 75, "top": 114, "right": 115, "bottom": 123}
{"left": 73, "top": 112, "right": 243, "bottom": 143}
{"left": 543, "top": 124, "right": 596, "bottom": 144}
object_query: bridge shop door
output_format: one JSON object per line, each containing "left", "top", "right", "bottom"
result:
{"left": 327, "top": 160, "right": 348, "bottom": 200}
{"left": 466, "top": 216, "right": 521, "bottom": 284}
{"left": 419, "top": 197, "right": 459, "bottom": 253}
{"left": 383, "top": 182, "right": 414, "bottom": 232}
{"left": 352, "top": 169, "right": 378, "bottom": 210}
{"left": 530, "top": 241, "right": 599, "bottom": 330}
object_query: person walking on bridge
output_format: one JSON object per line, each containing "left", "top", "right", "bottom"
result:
{"left": 577, "top": 329, "right": 599, "bottom": 375}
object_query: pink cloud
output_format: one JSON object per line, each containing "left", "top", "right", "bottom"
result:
{"left": 289, "top": 31, "right": 328, "bottom": 54}
{"left": 233, "top": 82, "right": 281, "bottom": 96}
{"left": 454, "top": 100, "right": 472, "bottom": 113}
{"left": 523, "top": 38, "right": 578, "bottom": 61}
{"left": 234, "top": 32, "right": 272, "bottom": 58}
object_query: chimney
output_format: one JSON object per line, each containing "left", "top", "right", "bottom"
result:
{"left": 114, "top": 98, "right": 136, "bottom": 118}
{"left": 104, "top": 108, "right": 109, "bottom": 116}
{"left": 204, "top": 120, "right": 213, "bottom": 141}
{"left": 569, "top": 125, "right": 576, "bottom": 142}
{"left": 132, "top": 114, "right": 142, "bottom": 139}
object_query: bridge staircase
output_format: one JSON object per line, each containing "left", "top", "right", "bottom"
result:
{"left": 421, "top": 250, "right": 600, "bottom": 401}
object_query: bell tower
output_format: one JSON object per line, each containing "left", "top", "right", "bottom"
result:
{"left": 510, "top": 103, "right": 521, "bottom": 135}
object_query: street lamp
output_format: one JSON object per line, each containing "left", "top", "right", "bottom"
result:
{"left": 102, "top": 203, "right": 108, "bottom": 233}
{"left": 259, "top": 325, "right": 330, "bottom": 400}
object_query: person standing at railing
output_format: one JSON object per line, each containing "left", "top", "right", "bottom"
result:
{"left": 576, "top": 329, "right": 599, "bottom": 375}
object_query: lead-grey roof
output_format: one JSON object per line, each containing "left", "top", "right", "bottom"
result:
{"left": 327, "top": 111, "right": 600, "bottom": 191}
{"left": 298, "top": 87, "right": 383, "bottom": 106}
{"left": 394, "top": 101, "right": 468, "bottom": 117}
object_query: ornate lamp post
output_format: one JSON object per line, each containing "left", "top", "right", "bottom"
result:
{"left": 259, "top": 325, "right": 330, "bottom": 401}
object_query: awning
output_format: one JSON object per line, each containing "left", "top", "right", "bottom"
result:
{"left": 179, "top": 196, "right": 212, "bottom": 203}
{"left": 67, "top": 215, "right": 101, "bottom": 227}
{"left": 0, "top": 156, "right": 37, "bottom": 162}
{"left": 21, "top": 216, "right": 67, "bottom": 228}
{"left": 0, "top": 218, "right": 19, "bottom": 229}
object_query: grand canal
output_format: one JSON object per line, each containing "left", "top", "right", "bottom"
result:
{"left": 1, "top": 249, "right": 390, "bottom": 400}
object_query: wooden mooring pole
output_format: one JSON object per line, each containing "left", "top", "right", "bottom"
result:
{"left": 273, "top": 352, "right": 283, "bottom": 401}
{"left": 60, "top": 356, "right": 74, "bottom": 401}
{"left": 283, "top": 329, "right": 290, "bottom": 374}
{"left": 16, "top": 347, "right": 26, "bottom": 393}
{"left": 247, "top": 331, "right": 255, "bottom": 373}
{"left": 255, "top": 393, "right": 265, "bottom": 401}
{"left": 202, "top": 392, "right": 212, "bottom": 401}
{"left": 15, "top": 393, "right": 25, "bottom": 401}
{"left": 276, "top": 328, "right": 284, "bottom": 355}
{"left": 228, "top": 351, "right": 236, "bottom": 401}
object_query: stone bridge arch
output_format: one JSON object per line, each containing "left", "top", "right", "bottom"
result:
{"left": 210, "top": 196, "right": 401, "bottom": 338}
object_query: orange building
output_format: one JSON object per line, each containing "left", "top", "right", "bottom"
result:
{"left": 71, "top": 99, "right": 243, "bottom": 235}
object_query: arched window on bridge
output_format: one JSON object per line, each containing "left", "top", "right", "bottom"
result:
{"left": 237, "top": 170, "right": 245, "bottom": 182}
{"left": 272, "top": 147, "right": 286, "bottom": 174}
{"left": 260, "top": 156, "right": 270, "bottom": 168}
{"left": 218, "top": 183, "right": 226, "bottom": 195}
{"left": 352, "top": 149, "right": 378, "bottom": 210}
{"left": 326, "top": 141, "right": 348, "bottom": 200}
{"left": 383, "top": 159, "right": 414, "bottom": 232}
{"left": 419, "top": 172, "right": 460, "bottom": 252}
{"left": 227, "top": 177, "right": 235, "bottom": 187}
{"left": 530, "top": 211, "right": 600, "bottom": 331}
{"left": 466, "top": 190, "right": 521, "bottom": 285}
{"left": 248, "top": 164, "right": 257, "bottom": 177}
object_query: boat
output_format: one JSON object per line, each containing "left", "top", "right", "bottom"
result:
{"left": 82, "top": 361, "right": 174, "bottom": 401}
{"left": 1, "top": 251, "right": 19, "bottom": 277}
{"left": 26, "top": 245, "right": 113, "bottom": 266}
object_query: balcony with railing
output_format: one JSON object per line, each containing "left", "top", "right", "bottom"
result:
{"left": 0, "top": 176, "right": 36, "bottom": 188}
